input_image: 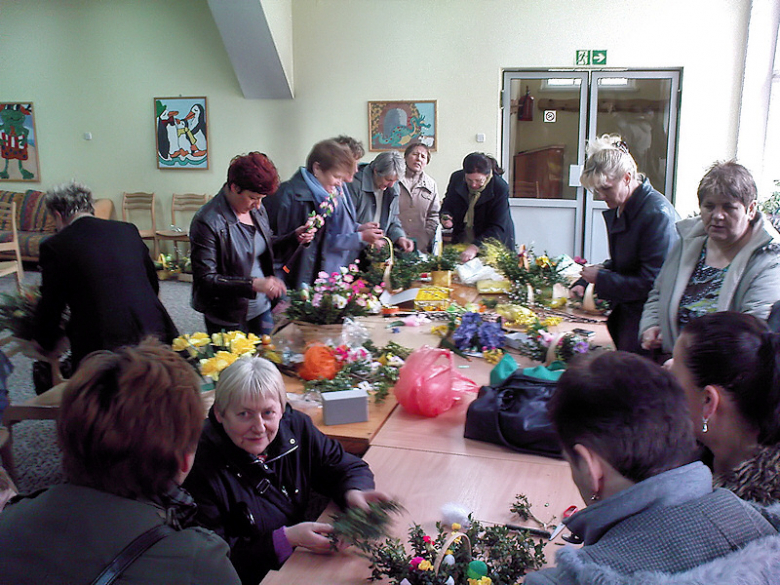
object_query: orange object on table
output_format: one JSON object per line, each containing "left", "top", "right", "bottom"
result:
{"left": 298, "top": 344, "right": 340, "bottom": 381}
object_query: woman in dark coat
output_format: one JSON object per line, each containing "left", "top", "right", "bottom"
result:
{"left": 440, "top": 152, "right": 516, "bottom": 262}
{"left": 572, "top": 134, "right": 679, "bottom": 353}
{"left": 184, "top": 356, "right": 388, "bottom": 585}
{"left": 190, "top": 152, "right": 301, "bottom": 335}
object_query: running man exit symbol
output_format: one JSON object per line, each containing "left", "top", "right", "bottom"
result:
{"left": 592, "top": 50, "right": 607, "bottom": 65}
{"left": 576, "top": 50, "right": 590, "bottom": 66}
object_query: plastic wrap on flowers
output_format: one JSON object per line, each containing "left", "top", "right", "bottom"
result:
{"left": 393, "top": 346, "right": 478, "bottom": 417}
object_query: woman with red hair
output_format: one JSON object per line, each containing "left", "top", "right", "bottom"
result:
{"left": 190, "top": 152, "right": 305, "bottom": 335}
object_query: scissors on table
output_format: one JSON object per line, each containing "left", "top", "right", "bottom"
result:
{"left": 549, "top": 505, "right": 579, "bottom": 541}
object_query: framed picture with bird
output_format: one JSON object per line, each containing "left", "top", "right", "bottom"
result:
{"left": 0, "top": 102, "right": 40, "bottom": 182}
{"left": 368, "top": 100, "right": 436, "bottom": 152}
{"left": 154, "top": 96, "right": 209, "bottom": 170}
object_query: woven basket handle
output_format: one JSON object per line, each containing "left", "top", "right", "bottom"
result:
{"left": 433, "top": 531, "right": 472, "bottom": 576}
{"left": 583, "top": 283, "right": 597, "bottom": 313}
{"left": 381, "top": 236, "right": 394, "bottom": 289}
{"left": 544, "top": 332, "right": 566, "bottom": 366}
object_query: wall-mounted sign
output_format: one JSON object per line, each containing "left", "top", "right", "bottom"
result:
{"left": 543, "top": 110, "right": 557, "bottom": 123}
{"left": 575, "top": 50, "right": 607, "bottom": 66}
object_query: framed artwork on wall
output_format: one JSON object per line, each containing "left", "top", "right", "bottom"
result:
{"left": 154, "top": 96, "right": 209, "bottom": 170}
{"left": 368, "top": 100, "right": 437, "bottom": 152}
{"left": 0, "top": 102, "right": 40, "bottom": 182}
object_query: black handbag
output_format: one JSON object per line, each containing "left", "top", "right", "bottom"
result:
{"left": 464, "top": 371, "right": 562, "bottom": 459}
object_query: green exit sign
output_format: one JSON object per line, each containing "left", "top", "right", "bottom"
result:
{"left": 575, "top": 50, "right": 607, "bottom": 66}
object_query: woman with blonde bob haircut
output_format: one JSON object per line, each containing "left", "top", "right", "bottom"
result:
{"left": 0, "top": 341, "right": 241, "bottom": 585}
{"left": 185, "top": 355, "right": 389, "bottom": 585}
{"left": 571, "top": 134, "right": 679, "bottom": 353}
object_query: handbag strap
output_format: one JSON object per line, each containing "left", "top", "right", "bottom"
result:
{"left": 90, "top": 523, "right": 175, "bottom": 585}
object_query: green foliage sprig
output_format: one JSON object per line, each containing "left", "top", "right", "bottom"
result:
{"left": 329, "top": 499, "right": 406, "bottom": 555}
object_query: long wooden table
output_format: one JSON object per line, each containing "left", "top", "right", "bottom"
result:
{"left": 261, "top": 312, "right": 603, "bottom": 584}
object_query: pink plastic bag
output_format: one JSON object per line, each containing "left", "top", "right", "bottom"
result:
{"left": 394, "top": 346, "right": 479, "bottom": 417}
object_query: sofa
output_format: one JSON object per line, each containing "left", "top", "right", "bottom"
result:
{"left": 0, "top": 189, "right": 115, "bottom": 262}
{"left": 0, "top": 189, "right": 57, "bottom": 262}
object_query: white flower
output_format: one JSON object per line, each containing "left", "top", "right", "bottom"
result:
{"left": 366, "top": 298, "right": 381, "bottom": 313}
{"left": 387, "top": 355, "right": 405, "bottom": 367}
{"left": 332, "top": 294, "right": 347, "bottom": 309}
{"left": 356, "top": 381, "right": 373, "bottom": 392}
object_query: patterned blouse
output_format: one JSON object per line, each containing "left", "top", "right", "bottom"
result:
{"left": 678, "top": 243, "right": 729, "bottom": 330}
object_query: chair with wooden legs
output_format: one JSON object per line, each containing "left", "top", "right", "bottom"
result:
{"left": 122, "top": 192, "right": 158, "bottom": 258}
{"left": 0, "top": 201, "right": 24, "bottom": 293}
{"left": 156, "top": 193, "right": 208, "bottom": 265}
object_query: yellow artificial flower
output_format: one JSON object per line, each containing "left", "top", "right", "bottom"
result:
{"left": 230, "top": 336, "right": 258, "bottom": 356}
{"left": 451, "top": 523, "right": 461, "bottom": 531}
{"left": 171, "top": 335, "right": 191, "bottom": 352}
{"left": 418, "top": 560, "right": 433, "bottom": 571}
{"left": 541, "top": 316, "right": 563, "bottom": 328}
{"left": 189, "top": 332, "right": 211, "bottom": 347}
{"left": 535, "top": 256, "right": 551, "bottom": 268}
{"left": 200, "top": 351, "right": 239, "bottom": 380}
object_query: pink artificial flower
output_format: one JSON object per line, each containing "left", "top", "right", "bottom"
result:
{"left": 423, "top": 535, "right": 432, "bottom": 544}
{"left": 410, "top": 556, "right": 424, "bottom": 568}
{"left": 539, "top": 331, "right": 553, "bottom": 346}
{"left": 318, "top": 271, "right": 329, "bottom": 280}
{"left": 311, "top": 293, "right": 323, "bottom": 307}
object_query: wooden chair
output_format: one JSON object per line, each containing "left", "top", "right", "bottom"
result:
{"left": 515, "top": 180, "right": 541, "bottom": 198}
{"left": 0, "top": 373, "right": 63, "bottom": 482}
{"left": 122, "top": 192, "right": 158, "bottom": 258}
{"left": 0, "top": 201, "right": 25, "bottom": 293}
{"left": 156, "top": 193, "right": 208, "bottom": 264}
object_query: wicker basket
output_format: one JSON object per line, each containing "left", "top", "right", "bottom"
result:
{"left": 292, "top": 320, "right": 345, "bottom": 346}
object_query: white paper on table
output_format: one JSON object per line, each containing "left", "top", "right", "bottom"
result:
{"left": 379, "top": 288, "right": 420, "bottom": 306}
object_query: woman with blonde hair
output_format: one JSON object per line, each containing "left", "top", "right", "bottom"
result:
{"left": 572, "top": 134, "right": 679, "bottom": 353}
{"left": 184, "top": 355, "right": 388, "bottom": 585}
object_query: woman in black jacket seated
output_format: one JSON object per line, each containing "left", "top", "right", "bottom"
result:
{"left": 440, "top": 152, "right": 515, "bottom": 262}
{"left": 184, "top": 355, "right": 389, "bottom": 585}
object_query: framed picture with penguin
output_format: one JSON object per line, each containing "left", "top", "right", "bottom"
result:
{"left": 0, "top": 102, "right": 40, "bottom": 182}
{"left": 154, "top": 96, "right": 209, "bottom": 170}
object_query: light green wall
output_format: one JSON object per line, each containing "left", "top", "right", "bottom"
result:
{"left": 1, "top": 0, "right": 749, "bottom": 219}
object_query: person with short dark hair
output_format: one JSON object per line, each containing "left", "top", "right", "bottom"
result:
{"left": 524, "top": 351, "right": 780, "bottom": 585}
{"left": 440, "top": 152, "right": 515, "bottom": 262}
{"left": 184, "top": 355, "right": 387, "bottom": 585}
{"left": 0, "top": 341, "right": 241, "bottom": 585}
{"left": 640, "top": 160, "right": 780, "bottom": 354}
{"left": 398, "top": 141, "right": 440, "bottom": 253}
{"left": 271, "top": 140, "right": 385, "bottom": 288}
{"left": 33, "top": 181, "right": 178, "bottom": 370}
{"left": 670, "top": 311, "right": 780, "bottom": 504}
{"left": 348, "top": 150, "right": 414, "bottom": 252}
{"left": 190, "top": 152, "right": 293, "bottom": 335}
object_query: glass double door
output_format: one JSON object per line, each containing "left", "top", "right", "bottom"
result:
{"left": 501, "top": 69, "right": 680, "bottom": 261}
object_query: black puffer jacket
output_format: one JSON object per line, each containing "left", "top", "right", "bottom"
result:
{"left": 184, "top": 406, "right": 375, "bottom": 585}
{"left": 189, "top": 187, "right": 276, "bottom": 328}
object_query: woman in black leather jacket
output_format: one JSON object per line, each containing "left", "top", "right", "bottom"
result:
{"left": 189, "top": 152, "right": 310, "bottom": 335}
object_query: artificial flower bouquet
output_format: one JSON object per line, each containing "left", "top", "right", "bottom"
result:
{"left": 172, "top": 330, "right": 270, "bottom": 381}
{"left": 299, "top": 340, "right": 412, "bottom": 402}
{"left": 285, "top": 265, "right": 383, "bottom": 325}
{"left": 514, "top": 317, "right": 595, "bottom": 365}
{"left": 0, "top": 285, "right": 67, "bottom": 341}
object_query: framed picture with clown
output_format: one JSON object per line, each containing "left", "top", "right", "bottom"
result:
{"left": 0, "top": 103, "right": 40, "bottom": 182}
